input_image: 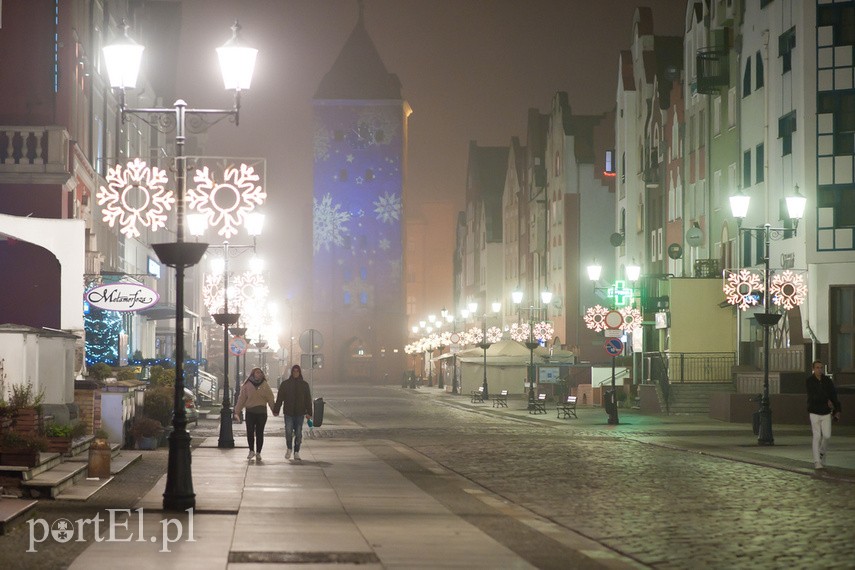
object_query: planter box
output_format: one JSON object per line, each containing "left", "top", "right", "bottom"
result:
{"left": 0, "top": 449, "right": 40, "bottom": 467}
{"left": 137, "top": 436, "right": 158, "bottom": 450}
{"left": 11, "top": 408, "right": 42, "bottom": 436}
{"left": 46, "top": 437, "right": 73, "bottom": 454}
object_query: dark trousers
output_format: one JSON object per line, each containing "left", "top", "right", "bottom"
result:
{"left": 245, "top": 410, "right": 268, "bottom": 452}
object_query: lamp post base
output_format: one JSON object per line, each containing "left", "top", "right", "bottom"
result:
{"left": 757, "top": 402, "right": 774, "bottom": 446}
{"left": 218, "top": 406, "right": 235, "bottom": 448}
{"left": 162, "top": 427, "right": 195, "bottom": 511}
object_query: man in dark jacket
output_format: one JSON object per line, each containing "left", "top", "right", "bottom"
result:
{"left": 274, "top": 364, "right": 313, "bottom": 460}
{"left": 806, "top": 360, "right": 842, "bottom": 469}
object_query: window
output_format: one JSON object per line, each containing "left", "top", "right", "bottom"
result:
{"left": 605, "top": 149, "right": 615, "bottom": 173}
{"left": 621, "top": 152, "right": 626, "bottom": 182}
{"left": 818, "top": 92, "right": 855, "bottom": 155}
{"left": 713, "top": 96, "right": 721, "bottom": 135}
{"left": 779, "top": 112, "right": 797, "bottom": 155}
{"left": 755, "top": 51, "right": 764, "bottom": 89}
{"left": 830, "top": 286, "right": 855, "bottom": 374}
{"left": 714, "top": 169, "right": 722, "bottom": 206}
{"left": 344, "top": 292, "right": 352, "bottom": 305}
{"left": 554, "top": 151, "right": 561, "bottom": 176}
{"left": 359, "top": 292, "right": 368, "bottom": 305}
{"left": 755, "top": 144, "right": 765, "bottom": 183}
{"left": 819, "top": 5, "right": 855, "bottom": 46}
{"left": 743, "top": 150, "right": 752, "bottom": 187}
{"left": 779, "top": 28, "right": 796, "bottom": 74}
{"left": 743, "top": 57, "right": 752, "bottom": 96}
{"left": 728, "top": 88, "right": 736, "bottom": 127}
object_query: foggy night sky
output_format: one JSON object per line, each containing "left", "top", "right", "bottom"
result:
{"left": 172, "top": 0, "right": 687, "bottom": 311}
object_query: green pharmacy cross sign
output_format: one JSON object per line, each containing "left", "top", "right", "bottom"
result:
{"left": 607, "top": 280, "right": 634, "bottom": 307}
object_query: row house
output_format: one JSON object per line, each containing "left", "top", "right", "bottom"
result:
{"left": 617, "top": 0, "right": 855, "bottom": 386}
{"left": 0, "top": 0, "right": 207, "bottom": 376}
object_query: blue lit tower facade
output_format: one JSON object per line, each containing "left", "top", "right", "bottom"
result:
{"left": 312, "top": 10, "right": 410, "bottom": 382}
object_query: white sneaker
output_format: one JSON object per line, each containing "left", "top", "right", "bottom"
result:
{"left": 247, "top": 451, "right": 255, "bottom": 460}
{"left": 815, "top": 462, "right": 825, "bottom": 469}
{"left": 255, "top": 453, "right": 262, "bottom": 462}
{"left": 285, "top": 449, "right": 292, "bottom": 459}
{"left": 294, "top": 452, "right": 301, "bottom": 461}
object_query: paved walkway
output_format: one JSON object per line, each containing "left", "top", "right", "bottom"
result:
{"left": 70, "top": 436, "right": 545, "bottom": 569}
{"left": 420, "top": 387, "right": 855, "bottom": 480}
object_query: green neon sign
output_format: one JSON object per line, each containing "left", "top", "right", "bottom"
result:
{"left": 608, "top": 280, "right": 634, "bottom": 307}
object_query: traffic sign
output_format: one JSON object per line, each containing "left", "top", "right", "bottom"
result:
{"left": 229, "top": 336, "right": 248, "bottom": 356}
{"left": 604, "top": 310, "right": 623, "bottom": 329}
{"left": 300, "top": 329, "right": 324, "bottom": 353}
{"left": 604, "top": 338, "right": 624, "bottom": 356}
{"left": 604, "top": 329, "right": 622, "bottom": 338}
{"left": 450, "top": 332, "right": 461, "bottom": 344}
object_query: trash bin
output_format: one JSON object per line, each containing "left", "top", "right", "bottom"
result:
{"left": 752, "top": 410, "right": 760, "bottom": 436}
{"left": 313, "top": 397, "right": 325, "bottom": 427}
{"left": 88, "top": 437, "right": 111, "bottom": 479}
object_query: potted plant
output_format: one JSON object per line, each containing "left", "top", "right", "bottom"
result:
{"left": 131, "top": 417, "right": 162, "bottom": 450}
{"left": 0, "top": 431, "right": 48, "bottom": 467}
{"left": 7, "top": 382, "right": 44, "bottom": 436}
{"left": 45, "top": 422, "right": 86, "bottom": 454}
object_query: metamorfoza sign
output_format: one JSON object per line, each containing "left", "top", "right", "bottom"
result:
{"left": 85, "top": 283, "right": 159, "bottom": 312}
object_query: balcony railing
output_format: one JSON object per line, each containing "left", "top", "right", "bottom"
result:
{"left": 696, "top": 47, "right": 729, "bottom": 94}
{"left": 0, "top": 126, "right": 70, "bottom": 175}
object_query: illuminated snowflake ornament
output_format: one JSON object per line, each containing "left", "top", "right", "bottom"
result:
{"left": 486, "top": 326, "right": 503, "bottom": 344}
{"left": 373, "top": 192, "right": 402, "bottom": 224}
{"left": 533, "top": 321, "right": 554, "bottom": 342}
{"left": 723, "top": 269, "right": 764, "bottom": 311}
{"left": 96, "top": 159, "right": 174, "bottom": 238}
{"left": 509, "top": 322, "right": 531, "bottom": 342}
{"left": 313, "top": 193, "right": 351, "bottom": 252}
{"left": 770, "top": 270, "right": 807, "bottom": 310}
{"left": 619, "top": 306, "right": 643, "bottom": 332}
{"left": 468, "top": 327, "right": 484, "bottom": 345}
{"left": 188, "top": 164, "right": 266, "bottom": 239}
{"left": 584, "top": 305, "right": 609, "bottom": 332}
{"left": 440, "top": 331, "right": 453, "bottom": 347}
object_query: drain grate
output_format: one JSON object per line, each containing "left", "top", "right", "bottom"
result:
{"left": 228, "top": 551, "right": 381, "bottom": 564}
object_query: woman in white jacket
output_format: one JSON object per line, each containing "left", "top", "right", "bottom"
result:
{"left": 233, "top": 367, "right": 276, "bottom": 461}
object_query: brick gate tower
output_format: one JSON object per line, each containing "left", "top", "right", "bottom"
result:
{"left": 311, "top": 5, "right": 410, "bottom": 383}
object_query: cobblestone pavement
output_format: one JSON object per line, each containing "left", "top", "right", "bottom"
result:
{"left": 315, "top": 386, "right": 855, "bottom": 570}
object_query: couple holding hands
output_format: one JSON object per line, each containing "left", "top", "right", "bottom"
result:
{"left": 233, "top": 364, "right": 313, "bottom": 462}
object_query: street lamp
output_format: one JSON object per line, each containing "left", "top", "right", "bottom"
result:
{"left": 728, "top": 186, "right": 806, "bottom": 446}
{"left": 513, "top": 290, "right": 552, "bottom": 408}
{"left": 191, "top": 212, "right": 264, "bottom": 448}
{"left": 103, "top": 20, "right": 256, "bottom": 512}
{"left": 475, "top": 302, "right": 501, "bottom": 399}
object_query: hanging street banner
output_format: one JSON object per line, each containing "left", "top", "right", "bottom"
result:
{"left": 85, "top": 283, "right": 159, "bottom": 312}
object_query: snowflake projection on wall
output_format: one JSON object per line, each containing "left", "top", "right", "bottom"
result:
{"left": 96, "top": 158, "right": 174, "bottom": 238}
{"left": 373, "top": 192, "right": 401, "bottom": 224}
{"left": 188, "top": 164, "right": 266, "bottom": 239}
{"left": 486, "top": 326, "right": 504, "bottom": 344}
{"left": 509, "top": 322, "right": 531, "bottom": 342}
{"left": 619, "top": 306, "right": 643, "bottom": 332}
{"left": 313, "top": 193, "right": 351, "bottom": 253}
{"left": 533, "top": 321, "right": 554, "bottom": 342}
{"left": 723, "top": 269, "right": 764, "bottom": 311}
{"left": 770, "top": 270, "right": 807, "bottom": 310}
{"left": 313, "top": 125, "right": 331, "bottom": 161}
{"left": 584, "top": 305, "right": 609, "bottom": 332}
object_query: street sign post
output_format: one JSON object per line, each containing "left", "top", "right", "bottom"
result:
{"left": 603, "top": 337, "right": 623, "bottom": 425}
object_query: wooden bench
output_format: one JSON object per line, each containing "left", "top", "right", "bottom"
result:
{"left": 529, "top": 393, "right": 547, "bottom": 414}
{"left": 470, "top": 386, "right": 485, "bottom": 403}
{"left": 557, "top": 395, "right": 578, "bottom": 419}
{"left": 492, "top": 390, "right": 508, "bottom": 408}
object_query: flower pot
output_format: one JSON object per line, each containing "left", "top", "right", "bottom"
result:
{"left": 137, "top": 436, "right": 158, "bottom": 450}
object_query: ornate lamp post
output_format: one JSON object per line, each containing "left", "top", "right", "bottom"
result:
{"left": 512, "top": 289, "right": 552, "bottom": 408}
{"left": 102, "top": 20, "right": 257, "bottom": 511}
{"left": 728, "top": 186, "right": 807, "bottom": 446}
{"left": 191, "top": 211, "right": 263, "bottom": 446}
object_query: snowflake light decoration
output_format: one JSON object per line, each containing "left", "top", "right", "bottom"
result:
{"left": 313, "top": 193, "right": 351, "bottom": 252}
{"left": 619, "top": 306, "right": 643, "bottom": 332}
{"left": 533, "top": 321, "right": 554, "bottom": 342}
{"left": 202, "top": 271, "right": 267, "bottom": 316}
{"left": 770, "top": 270, "right": 807, "bottom": 310}
{"left": 96, "top": 158, "right": 174, "bottom": 238}
{"left": 584, "top": 305, "right": 609, "bottom": 332}
{"left": 468, "top": 327, "right": 484, "bottom": 345}
{"left": 188, "top": 164, "right": 266, "bottom": 239}
{"left": 440, "top": 331, "right": 453, "bottom": 347}
{"left": 509, "top": 322, "right": 531, "bottom": 342}
{"left": 486, "top": 326, "right": 503, "bottom": 344}
{"left": 373, "top": 192, "right": 402, "bottom": 224}
{"left": 723, "top": 269, "right": 764, "bottom": 311}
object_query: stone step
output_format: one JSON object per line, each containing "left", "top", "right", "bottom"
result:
{"left": 22, "top": 461, "right": 88, "bottom": 499}
{"left": 0, "top": 497, "right": 38, "bottom": 535}
{"left": 0, "top": 451, "right": 62, "bottom": 481}
{"left": 56, "top": 452, "right": 142, "bottom": 501}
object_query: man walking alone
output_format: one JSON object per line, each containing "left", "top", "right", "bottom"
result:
{"left": 274, "top": 364, "right": 313, "bottom": 460}
{"left": 806, "top": 360, "right": 842, "bottom": 469}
